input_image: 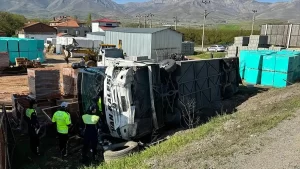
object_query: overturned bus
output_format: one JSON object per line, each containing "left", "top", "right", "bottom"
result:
{"left": 77, "top": 57, "right": 239, "bottom": 141}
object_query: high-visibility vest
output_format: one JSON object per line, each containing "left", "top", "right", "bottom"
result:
{"left": 97, "top": 98, "right": 102, "bottom": 112}
{"left": 82, "top": 114, "right": 100, "bottom": 125}
{"left": 26, "top": 108, "right": 35, "bottom": 119}
{"left": 52, "top": 111, "right": 71, "bottom": 134}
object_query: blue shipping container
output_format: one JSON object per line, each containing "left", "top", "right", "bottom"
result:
{"left": 262, "top": 54, "right": 276, "bottom": 71}
{"left": 28, "top": 51, "right": 38, "bottom": 60}
{"left": 28, "top": 40, "right": 38, "bottom": 52}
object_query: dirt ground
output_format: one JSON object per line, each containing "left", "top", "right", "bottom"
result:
{"left": 0, "top": 54, "right": 80, "bottom": 105}
{"left": 147, "top": 84, "right": 300, "bottom": 169}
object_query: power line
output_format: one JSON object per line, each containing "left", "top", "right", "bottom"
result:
{"left": 173, "top": 16, "right": 179, "bottom": 30}
{"left": 136, "top": 14, "right": 143, "bottom": 28}
{"left": 251, "top": 10, "right": 258, "bottom": 35}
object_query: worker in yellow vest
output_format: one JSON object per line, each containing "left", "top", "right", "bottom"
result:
{"left": 25, "top": 101, "right": 40, "bottom": 155}
{"left": 52, "top": 102, "right": 71, "bottom": 157}
{"left": 82, "top": 104, "right": 101, "bottom": 163}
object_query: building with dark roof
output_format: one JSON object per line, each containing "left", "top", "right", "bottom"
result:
{"left": 92, "top": 18, "right": 120, "bottom": 32}
{"left": 17, "top": 22, "right": 57, "bottom": 42}
{"left": 105, "top": 27, "right": 182, "bottom": 61}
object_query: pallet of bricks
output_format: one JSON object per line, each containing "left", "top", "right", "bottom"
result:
{"left": 0, "top": 52, "right": 9, "bottom": 70}
{"left": 227, "top": 36, "right": 249, "bottom": 57}
{"left": 27, "top": 68, "right": 61, "bottom": 100}
{"left": 62, "top": 67, "right": 79, "bottom": 97}
{"left": 182, "top": 41, "right": 195, "bottom": 55}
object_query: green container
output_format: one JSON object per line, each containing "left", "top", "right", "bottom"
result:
{"left": 261, "top": 70, "right": 274, "bottom": 86}
{"left": 0, "top": 40, "right": 7, "bottom": 52}
{"left": 28, "top": 51, "right": 38, "bottom": 60}
{"left": 19, "top": 52, "right": 29, "bottom": 59}
{"left": 273, "top": 72, "right": 294, "bottom": 88}
{"left": 262, "top": 54, "right": 276, "bottom": 71}
{"left": 37, "top": 40, "right": 44, "bottom": 51}
{"left": 37, "top": 51, "right": 45, "bottom": 62}
{"left": 9, "top": 52, "right": 19, "bottom": 64}
{"left": 28, "top": 40, "right": 38, "bottom": 52}
{"left": 244, "top": 68, "right": 261, "bottom": 84}
{"left": 18, "top": 39, "right": 29, "bottom": 51}
{"left": 7, "top": 39, "right": 19, "bottom": 51}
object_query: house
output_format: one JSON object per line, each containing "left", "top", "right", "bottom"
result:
{"left": 17, "top": 22, "right": 57, "bottom": 42}
{"left": 52, "top": 19, "right": 91, "bottom": 37}
{"left": 49, "top": 16, "right": 73, "bottom": 26}
{"left": 0, "top": 30, "right": 6, "bottom": 37}
{"left": 92, "top": 18, "right": 120, "bottom": 32}
{"left": 105, "top": 28, "right": 182, "bottom": 61}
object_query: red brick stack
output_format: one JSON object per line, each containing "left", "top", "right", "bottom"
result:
{"left": 0, "top": 52, "right": 9, "bottom": 70}
{"left": 62, "top": 68, "right": 78, "bottom": 96}
{"left": 27, "top": 68, "right": 61, "bottom": 100}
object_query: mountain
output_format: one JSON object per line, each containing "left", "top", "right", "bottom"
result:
{"left": 0, "top": 0, "right": 298, "bottom": 23}
{"left": 122, "top": 0, "right": 269, "bottom": 23}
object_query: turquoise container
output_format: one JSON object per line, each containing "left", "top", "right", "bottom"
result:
{"left": 261, "top": 70, "right": 274, "bottom": 86}
{"left": 37, "top": 51, "right": 45, "bottom": 62}
{"left": 245, "top": 53, "right": 264, "bottom": 69}
{"left": 7, "top": 40, "right": 19, "bottom": 51}
{"left": 9, "top": 52, "right": 19, "bottom": 64}
{"left": 239, "top": 50, "right": 248, "bottom": 79}
{"left": 244, "top": 68, "right": 261, "bottom": 84}
{"left": 0, "top": 40, "right": 7, "bottom": 52}
{"left": 274, "top": 55, "right": 295, "bottom": 73}
{"left": 18, "top": 39, "right": 29, "bottom": 51}
{"left": 19, "top": 52, "right": 29, "bottom": 59}
{"left": 262, "top": 54, "right": 276, "bottom": 71}
{"left": 28, "top": 51, "right": 38, "bottom": 60}
{"left": 28, "top": 40, "right": 38, "bottom": 52}
{"left": 37, "top": 40, "right": 44, "bottom": 51}
{"left": 273, "top": 72, "right": 294, "bottom": 88}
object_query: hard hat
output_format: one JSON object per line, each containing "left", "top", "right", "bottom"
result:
{"left": 60, "top": 102, "right": 68, "bottom": 108}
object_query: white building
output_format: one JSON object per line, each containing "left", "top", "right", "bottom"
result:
{"left": 18, "top": 22, "right": 57, "bottom": 42}
{"left": 91, "top": 18, "right": 120, "bottom": 32}
{"left": 105, "top": 28, "right": 182, "bottom": 62}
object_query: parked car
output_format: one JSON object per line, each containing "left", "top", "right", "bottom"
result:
{"left": 207, "top": 45, "right": 226, "bottom": 52}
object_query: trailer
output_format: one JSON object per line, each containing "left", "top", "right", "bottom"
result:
{"left": 77, "top": 57, "right": 239, "bottom": 141}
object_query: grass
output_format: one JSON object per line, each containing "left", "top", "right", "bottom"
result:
{"left": 188, "top": 52, "right": 226, "bottom": 60}
{"left": 93, "top": 87, "right": 300, "bottom": 169}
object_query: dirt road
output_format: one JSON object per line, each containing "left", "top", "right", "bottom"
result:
{"left": 0, "top": 54, "right": 80, "bottom": 104}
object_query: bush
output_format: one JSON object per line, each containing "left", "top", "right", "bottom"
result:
{"left": 178, "top": 28, "right": 260, "bottom": 45}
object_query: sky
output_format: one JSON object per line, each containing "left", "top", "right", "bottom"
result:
{"left": 113, "top": 0, "right": 289, "bottom": 4}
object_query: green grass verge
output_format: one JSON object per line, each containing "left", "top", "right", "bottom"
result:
{"left": 93, "top": 89, "right": 300, "bottom": 169}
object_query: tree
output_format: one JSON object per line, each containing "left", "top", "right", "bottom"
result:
{"left": 0, "top": 12, "right": 26, "bottom": 36}
{"left": 86, "top": 13, "right": 92, "bottom": 27}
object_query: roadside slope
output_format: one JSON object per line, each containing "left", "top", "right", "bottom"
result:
{"left": 98, "top": 83, "right": 300, "bottom": 169}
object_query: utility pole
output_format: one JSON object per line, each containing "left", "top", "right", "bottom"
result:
{"left": 201, "top": 0, "right": 211, "bottom": 52}
{"left": 149, "top": 13, "right": 154, "bottom": 28}
{"left": 144, "top": 14, "right": 149, "bottom": 28}
{"left": 251, "top": 10, "right": 257, "bottom": 35}
{"left": 173, "top": 16, "right": 179, "bottom": 30}
{"left": 136, "top": 14, "right": 142, "bottom": 28}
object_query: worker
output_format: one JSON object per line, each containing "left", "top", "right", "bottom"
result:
{"left": 82, "top": 105, "right": 102, "bottom": 163}
{"left": 52, "top": 102, "right": 71, "bottom": 157}
{"left": 25, "top": 101, "right": 40, "bottom": 155}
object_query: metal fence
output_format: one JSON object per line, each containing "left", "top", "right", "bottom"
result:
{"left": 0, "top": 105, "right": 13, "bottom": 169}
{"left": 261, "top": 24, "right": 300, "bottom": 47}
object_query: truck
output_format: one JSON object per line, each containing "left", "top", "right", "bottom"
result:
{"left": 77, "top": 56, "right": 240, "bottom": 141}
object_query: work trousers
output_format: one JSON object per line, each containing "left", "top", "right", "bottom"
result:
{"left": 58, "top": 133, "right": 68, "bottom": 156}
{"left": 29, "top": 129, "right": 39, "bottom": 155}
{"left": 82, "top": 136, "right": 98, "bottom": 161}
